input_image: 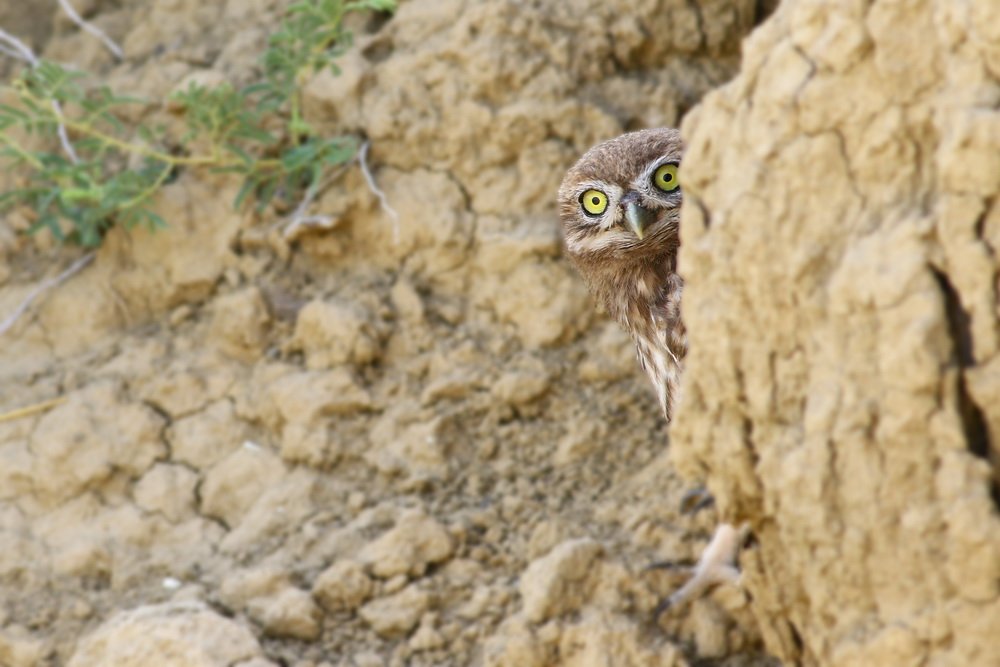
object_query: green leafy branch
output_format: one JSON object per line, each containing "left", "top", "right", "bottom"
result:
{"left": 0, "top": 0, "right": 396, "bottom": 247}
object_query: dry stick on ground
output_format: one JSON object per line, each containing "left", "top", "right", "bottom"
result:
{"left": 0, "top": 4, "right": 123, "bottom": 337}
{"left": 358, "top": 140, "right": 400, "bottom": 242}
{"left": 0, "top": 252, "right": 96, "bottom": 337}
{"left": 0, "top": 28, "right": 80, "bottom": 164}
{"left": 51, "top": 0, "right": 124, "bottom": 157}
{"left": 0, "top": 27, "right": 91, "bottom": 336}
{"left": 0, "top": 397, "right": 66, "bottom": 424}
{"left": 57, "top": 0, "right": 124, "bottom": 60}
{"left": 281, "top": 163, "right": 350, "bottom": 240}
{"left": 0, "top": 2, "right": 123, "bottom": 162}
{"left": 282, "top": 141, "right": 399, "bottom": 242}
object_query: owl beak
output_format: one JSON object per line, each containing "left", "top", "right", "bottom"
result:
{"left": 624, "top": 200, "right": 654, "bottom": 240}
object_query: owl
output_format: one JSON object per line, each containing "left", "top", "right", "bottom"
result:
{"left": 558, "top": 127, "right": 686, "bottom": 421}
{"left": 559, "top": 128, "right": 741, "bottom": 612}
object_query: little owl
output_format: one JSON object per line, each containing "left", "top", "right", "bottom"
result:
{"left": 558, "top": 127, "right": 686, "bottom": 420}
{"left": 559, "top": 128, "right": 740, "bottom": 611}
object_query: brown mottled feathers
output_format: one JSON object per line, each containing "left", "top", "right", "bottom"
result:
{"left": 558, "top": 128, "right": 686, "bottom": 420}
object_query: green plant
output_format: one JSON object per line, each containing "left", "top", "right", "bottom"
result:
{"left": 0, "top": 0, "right": 396, "bottom": 247}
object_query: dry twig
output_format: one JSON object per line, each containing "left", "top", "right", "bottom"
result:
{"left": 1, "top": 3, "right": 122, "bottom": 164}
{"left": 0, "top": 27, "right": 80, "bottom": 164}
{"left": 358, "top": 140, "right": 399, "bottom": 242}
{"left": 282, "top": 142, "right": 398, "bottom": 242}
{"left": 0, "top": 252, "right": 95, "bottom": 336}
{"left": 281, "top": 164, "right": 350, "bottom": 240}
{"left": 0, "top": 397, "right": 66, "bottom": 424}
{"left": 57, "top": 0, "right": 124, "bottom": 60}
{"left": 0, "top": 7, "right": 118, "bottom": 336}
{"left": 0, "top": 28, "right": 36, "bottom": 65}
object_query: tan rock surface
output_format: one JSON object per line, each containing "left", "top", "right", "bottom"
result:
{"left": 676, "top": 1, "right": 1000, "bottom": 665}
{"left": 210, "top": 287, "right": 272, "bottom": 362}
{"left": 290, "top": 299, "right": 380, "bottom": 369}
{"left": 358, "top": 586, "right": 431, "bottom": 638}
{"left": 28, "top": 381, "right": 165, "bottom": 507}
{"left": 0, "top": 625, "right": 45, "bottom": 667}
{"left": 519, "top": 539, "right": 604, "bottom": 623}
{"left": 358, "top": 509, "right": 454, "bottom": 579}
{"left": 66, "top": 601, "right": 272, "bottom": 667}
{"left": 313, "top": 560, "right": 374, "bottom": 612}
{"left": 200, "top": 445, "right": 287, "bottom": 527}
{"left": 246, "top": 587, "right": 322, "bottom": 641}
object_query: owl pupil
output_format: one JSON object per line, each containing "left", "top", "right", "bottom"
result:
{"left": 591, "top": 197, "right": 600, "bottom": 205}
{"left": 662, "top": 173, "right": 672, "bottom": 182}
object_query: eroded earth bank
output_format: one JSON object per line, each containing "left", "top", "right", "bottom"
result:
{"left": 676, "top": 1, "right": 1000, "bottom": 665}
{"left": 2, "top": 1, "right": 998, "bottom": 667}
{"left": 1, "top": 1, "right": 773, "bottom": 666}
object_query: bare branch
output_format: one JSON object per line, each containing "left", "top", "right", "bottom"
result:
{"left": 282, "top": 172, "right": 335, "bottom": 239}
{"left": 282, "top": 143, "right": 400, "bottom": 242}
{"left": 50, "top": 99, "right": 80, "bottom": 163}
{"left": 0, "top": 28, "right": 82, "bottom": 164}
{"left": 280, "top": 163, "right": 352, "bottom": 240}
{"left": 0, "top": 28, "right": 39, "bottom": 65}
{"left": 358, "top": 141, "right": 399, "bottom": 243}
{"left": 0, "top": 42, "right": 30, "bottom": 63}
{"left": 283, "top": 215, "right": 339, "bottom": 240}
{"left": 57, "top": 0, "right": 123, "bottom": 60}
{"left": 3, "top": 1, "right": 127, "bottom": 167}
{"left": 0, "top": 252, "right": 95, "bottom": 337}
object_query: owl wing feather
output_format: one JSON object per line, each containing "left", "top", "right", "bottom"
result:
{"left": 633, "top": 272, "right": 686, "bottom": 420}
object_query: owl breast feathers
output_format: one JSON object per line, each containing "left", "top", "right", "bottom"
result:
{"left": 558, "top": 128, "right": 687, "bottom": 420}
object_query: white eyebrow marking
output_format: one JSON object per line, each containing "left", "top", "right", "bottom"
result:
{"left": 633, "top": 155, "right": 680, "bottom": 192}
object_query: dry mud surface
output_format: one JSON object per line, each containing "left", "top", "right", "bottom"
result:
{"left": 0, "top": 1, "right": 778, "bottom": 666}
{"left": 676, "top": 0, "right": 1000, "bottom": 665}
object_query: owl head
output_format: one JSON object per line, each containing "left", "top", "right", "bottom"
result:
{"left": 558, "top": 128, "right": 683, "bottom": 282}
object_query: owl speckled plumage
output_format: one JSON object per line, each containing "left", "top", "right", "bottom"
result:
{"left": 558, "top": 128, "right": 686, "bottom": 421}
{"left": 559, "top": 128, "right": 743, "bottom": 612}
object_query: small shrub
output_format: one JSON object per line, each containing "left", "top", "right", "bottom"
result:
{"left": 0, "top": 0, "right": 396, "bottom": 247}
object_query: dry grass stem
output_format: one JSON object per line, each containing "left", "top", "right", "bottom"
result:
{"left": 0, "top": 397, "right": 66, "bottom": 423}
{"left": 0, "top": 28, "right": 81, "bottom": 164}
{"left": 358, "top": 140, "right": 399, "bottom": 242}
{"left": 0, "top": 252, "right": 95, "bottom": 336}
{"left": 0, "top": 28, "right": 38, "bottom": 65}
{"left": 58, "top": 0, "right": 124, "bottom": 59}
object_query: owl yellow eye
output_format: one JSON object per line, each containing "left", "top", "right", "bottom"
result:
{"left": 653, "top": 163, "right": 679, "bottom": 192}
{"left": 580, "top": 189, "right": 608, "bottom": 216}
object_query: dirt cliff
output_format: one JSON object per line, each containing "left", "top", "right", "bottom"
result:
{"left": 0, "top": 1, "right": 777, "bottom": 666}
{"left": 676, "top": 0, "right": 1000, "bottom": 665}
{"left": 4, "top": 1, "right": 995, "bottom": 666}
